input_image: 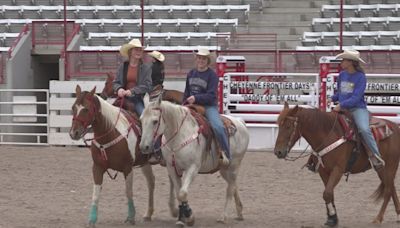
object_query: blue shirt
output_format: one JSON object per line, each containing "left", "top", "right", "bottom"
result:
{"left": 182, "top": 68, "right": 218, "bottom": 106}
{"left": 331, "top": 70, "right": 367, "bottom": 109}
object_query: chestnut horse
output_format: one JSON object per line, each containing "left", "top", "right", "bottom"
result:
{"left": 69, "top": 85, "right": 177, "bottom": 227}
{"left": 274, "top": 102, "right": 400, "bottom": 227}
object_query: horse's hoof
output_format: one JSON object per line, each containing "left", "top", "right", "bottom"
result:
{"left": 125, "top": 218, "right": 135, "bottom": 225}
{"left": 87, "top": 222, "right": 96, "bottom": 228}
{"left": 324, "top": 214, "right": 338, "bottom": 227}
{"left": 217, "top": 217, "right": 227, "bottom": 224}
{"left": 143, "top": 216, "right": 152, "bottom": 222}
{"left": 235, "top": 215, "right": 244, "bottom": 221}
{"left": 372, "top": 218, "right": 382, "bottom": 224}
{"left": 176, "top": 220, "right": 185, "bottom": 227}
{"left": 186, "top": 214, "right": 195, "bottom": 226}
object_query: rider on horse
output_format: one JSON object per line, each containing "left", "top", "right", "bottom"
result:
{"left": 182, "top": 49, "right": 231, "bottom": 165}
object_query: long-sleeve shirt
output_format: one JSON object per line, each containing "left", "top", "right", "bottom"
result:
{"left": 182, "top": 68, "right": 218, "bottom": 106}
{"left": 112, "top": 61, "right": 152, "bottom": 96}
{"left": 331, "top": 70, "right": 367, "bottom": 109}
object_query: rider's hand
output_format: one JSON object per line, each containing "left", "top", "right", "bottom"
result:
{"left": 186, "top": 96, "right": 195, "bottom": 104}
{"left": 124, "top": 90, "right": 132, "bottom": 97}
{"left": 117, "top": 88, "right": 125, "bottom": 98}
{"left": 333, "top": 103, "right": 341, "bottom": 112}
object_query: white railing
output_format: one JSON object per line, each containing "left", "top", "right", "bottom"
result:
{"left": 0, "top": 89, "right": 49, "bottom": 145}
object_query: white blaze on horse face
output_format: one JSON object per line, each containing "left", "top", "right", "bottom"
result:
{"left": 75, "top": 104, "right": 85, "bottom": 117}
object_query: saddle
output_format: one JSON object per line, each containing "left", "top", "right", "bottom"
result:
{"left": 187, "top": 104, "right": 237, "bottom": 156}
{"left": 338, "top": 111, "right": 393, "bottom": 173}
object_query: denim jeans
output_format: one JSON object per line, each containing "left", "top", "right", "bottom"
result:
{"left": 205, "top": 105, "right": 231, "bottom": 159}
{"left": 127, "top": 95, "right": 144, "bottom": 117}
{"left": 350, "top": 108, "right": 381, "bottom": 157}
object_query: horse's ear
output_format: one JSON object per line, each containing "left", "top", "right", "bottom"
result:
{"left": 90, "top": 86, "right": 96, "bottom": 96}
{"left": 75, "top": 85, "right": 81, "bottom": 96}
{"left": 284, "top": 101, "right": 289, "bottom": 110}
{"left": 292, "top": 105, "right": 299, "bottom": 114}
{"left": 143, "top": 93, "right": 150, "bottom": 107}
{"left": 106, "top": 72, "right": 114, "bottom": 81}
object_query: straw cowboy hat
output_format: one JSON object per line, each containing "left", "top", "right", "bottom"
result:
{"left": 335, "top": 50, "right": 366, "bottom": 64}
{"left": 196, "top": 49, "right": 212, "bottom": 63}
{"left": 148, "top": 50, "right": 165, "bottom": 62}
{"left": 119, "top": 39, "right": 142, "bottom": 58}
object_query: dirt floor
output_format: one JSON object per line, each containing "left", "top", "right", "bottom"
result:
{"left": 0, "top": 146, "right": 400, "bottom": 228}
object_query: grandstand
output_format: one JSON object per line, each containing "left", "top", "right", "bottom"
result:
{"left": 0, "top": 0, "right": 400, "bottom": 146}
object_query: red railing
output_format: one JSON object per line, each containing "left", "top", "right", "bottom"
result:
{"left": 64, "top": 49, "right": 400, "bottom": 80}
{"left": 31, "top": 20, "right": 79, "bottom": 48}
{"left": 0, "top": 53, "right": 4, "bottom": 84}
{"left": 8, "top": 24, "right": 29, "bottom": 58}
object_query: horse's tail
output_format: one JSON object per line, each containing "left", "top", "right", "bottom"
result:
{"left": 371, "top": 182, "right": 384, "bottom": 203}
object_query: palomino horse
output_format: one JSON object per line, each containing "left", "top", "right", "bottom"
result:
{"left": 101, "top": 72, "right": 183, "bottom": 104}
{"left": 69, "top": 86, "right": 177, "bottom": 227}
{"left": 139, "top": 94, "right": 250, "bottom": 226}
{"left": 274, "top": 102, "right": 400, "bottom": 227}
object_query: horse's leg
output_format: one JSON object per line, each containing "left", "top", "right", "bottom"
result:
{"left": 372, "top": 167, "right": 395, "bottom": 224}
{"left": 140, "top": 164, "right": 155, "bottom": 221}
{"left": 217, "top": 167, "right": 242, "bottom": 223}
{"left": 165, "top": 164, "right": 184, "bottom": 226}
{"left": 123, "top": 167, "right": 136, "bottom": 225}
{"left": 177, "top": 164, "right": 198, "bottom": 226}
{"left": 320, "top": 166, "right": 343, "bottom": 227}
{"left": 168, "top": 175, "right": 178, "bottom": 217}
{"left": 88, "top": 164, "right": 105, "bottom": 228}
{"left": 373, "top": 163, "right": 400, "bottom": 223}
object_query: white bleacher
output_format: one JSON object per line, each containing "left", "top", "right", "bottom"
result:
{"left": 302, "top": 31, "right": 400, "bottom": 46}
{"left": 312, "top": 16, "right": 400, "bottom": 32}
{"left": 321, "top": 4, "right": 400, "bottom": 18}
{"left": 79, "top": 45, "right": 221, "bottom": 51}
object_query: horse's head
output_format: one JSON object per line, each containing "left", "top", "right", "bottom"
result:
{"left": 69, "top": 85, "right": 99, "bottom": 140}
{"left": 100, "top": 72, "right": 115, "bottom": 99}
{"left": 139, "top": 93, "right": 164, "bottom": 154}
{"left": 274, "top": 102, "right": 301, "bottom": 159}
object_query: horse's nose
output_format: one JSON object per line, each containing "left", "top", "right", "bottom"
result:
{"left": 69, "top": 129, "right": 79, "bottom": 140}
{"left": 140, "top": 144, "right": 152, "bottom": 154}
{"left": 274, "top": 149, "right": 285, "bottom": 159}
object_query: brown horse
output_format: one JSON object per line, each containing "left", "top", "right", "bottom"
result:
{"left": 274, "top": 102, "right": 400, "bottom": 227}
{"left": 69, "top": 85, "right": 177, "bottom": 227}
{"left": 101, "top": 72, "right": 183, "bottom": 104}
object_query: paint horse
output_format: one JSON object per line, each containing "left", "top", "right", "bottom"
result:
{"left": 69, "top": 85, "right": 177, "bottom": 227}
{"left": 139, "top": 94, "right": 250, "bottom": 226}
{"left": 274, "top": 102, "right": 400, "bottom": 227}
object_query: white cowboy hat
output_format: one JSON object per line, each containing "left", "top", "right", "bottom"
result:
{"left": 196, "top": 49, "right": 212, "bottom": 64}
{"left": 148, "top": 50, "right": 165, "bottom": 62}
{"left": 335, "top": 50, "right": 366, "bottom": 64}
{"left": 119, "top": 39, "right": 142, "bottom": 58}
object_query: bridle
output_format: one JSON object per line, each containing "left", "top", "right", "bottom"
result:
{"left": 72, "top": 94, "right": 98, "bottom": 137}
{"left": 284, "top": 116, "right": 300, "bottom": 150}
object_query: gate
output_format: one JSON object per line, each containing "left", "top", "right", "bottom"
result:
{"left": 0, "top": 89, "right": 49, "bottom": 145}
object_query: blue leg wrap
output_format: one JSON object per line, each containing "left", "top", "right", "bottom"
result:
{"left": 88, "top": 204, "right": 98, "bottom": 224}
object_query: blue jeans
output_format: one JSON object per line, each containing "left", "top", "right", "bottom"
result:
{"left": 205, "top": 106, "right": 231, "bottom": 160}
{"left": 127, "top": 95, "right": 144, "bottom": 117}
{"left": 350, "top": 108, "right": 381, "bottom": 157}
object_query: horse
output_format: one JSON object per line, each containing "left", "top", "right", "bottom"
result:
{"left": 101, "top": 72, "right": 183, "bottom": 104}
{"left": 69, "top": 85, "right": 177, "bottom": 227}
{"left": 274, "top": 102, "right": 400, "bottom": 227}
{"left": 139, "top": 94, "right": 250, "bottom": 226}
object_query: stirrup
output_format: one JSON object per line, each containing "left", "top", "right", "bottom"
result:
{"left": 374, "top": 154, "right": 385, "bottom": 166}
{"left": 369, "top": 155, "right": 385, "bottom": 169}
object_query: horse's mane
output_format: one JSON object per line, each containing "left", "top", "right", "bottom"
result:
{"left": 297, "top": 107, "right": 338, "bottom": 132}
{"left": 95, "top": 95, "right": 130, "bottom": 133}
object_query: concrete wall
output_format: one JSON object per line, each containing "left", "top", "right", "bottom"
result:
{"left": 7, "top": 31, "right": 33, "bottom": 89}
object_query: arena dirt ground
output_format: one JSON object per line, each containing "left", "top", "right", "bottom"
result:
{"left": 0, "top": 145, "right": 399, "bottom": 228}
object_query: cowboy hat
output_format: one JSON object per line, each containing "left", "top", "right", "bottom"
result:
{"left": 148, "top": 50, "right": 165, "bottom": 62}
{"left": 335, "top": 50, "right": 366, "bottom": 64}
{"left": 119, "top": 39, "right": 142, "bottom": 58}
{"left": 196, "top": 49, "right": 212, "bottom": 64}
